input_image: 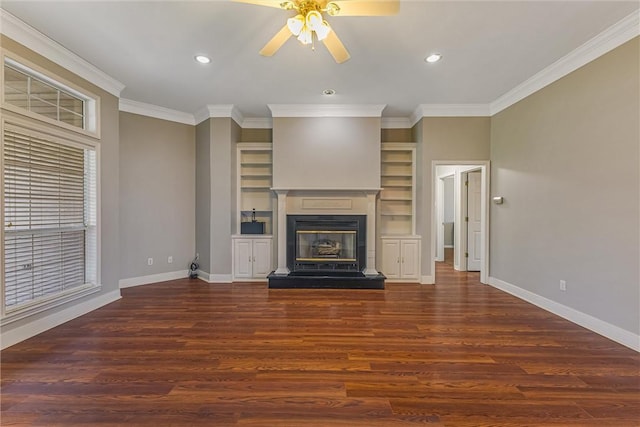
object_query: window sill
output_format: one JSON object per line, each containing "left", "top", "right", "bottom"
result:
{"left": 1, "top": 283, "right": 101, "bottom": 326}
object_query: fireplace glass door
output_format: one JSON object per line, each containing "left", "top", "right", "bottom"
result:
{"left": 295, "top": 230, "right": 358, "bottom": 271}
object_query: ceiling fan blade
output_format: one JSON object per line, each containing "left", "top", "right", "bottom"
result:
{"left": 232, "top": 0, "right": 285, "bottom": 9}
{"left": 259, "top": 25, "right": 293, "bottom": 56}
{"left": 323, "top": 29, "right": 351, "bottom": 63}
{"left": 330, "top": 0, "right": 400, "bottom": 16}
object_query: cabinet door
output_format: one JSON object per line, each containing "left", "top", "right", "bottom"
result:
{"left": 252, "top": 239, "right": 272, "bottom": 278}
{"left": 234, "top": 239, "right": 253, "bottom": 279}
{"left": 400, "top": 239, "right": 420, "bottom": 280}
{"left": 381, "top": 239, "right": 400, "bottom": 279}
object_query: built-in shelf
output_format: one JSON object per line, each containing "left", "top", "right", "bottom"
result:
{"left": 237, "top": 143, "right": 274, "bottom": 235}
{"left": 379, "top": 143, "right": 416, "bottom": 237}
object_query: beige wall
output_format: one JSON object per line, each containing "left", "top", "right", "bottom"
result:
{"left": 0, "top": 36, "right": 120, "bottom": 337}
{"left": 272, "top": 117, "right": 381, "bottom": 190}
{"left": 195, "top": 120, "right": 211, "bottom": 273}
{"left": 490, "top": 37, "right": 639, "bottom": 334}
{"left": 119, "top": 112, "right": 195, "bottom": 280}
{"left": 195, "top": 117, "right": 239, "bottom": 278}
{"left": 415, "top": 117, "right": 492, "bottom": 279}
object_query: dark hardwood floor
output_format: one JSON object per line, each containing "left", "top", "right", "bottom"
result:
{"left": 2, "top": 262, "right": 639, "bottom": 426}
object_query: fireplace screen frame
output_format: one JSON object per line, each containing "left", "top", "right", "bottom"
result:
{"left": 287, "top": 215, "right": 366, "bottom": 274}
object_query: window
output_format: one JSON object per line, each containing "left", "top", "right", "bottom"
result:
{"left": 3, "top": 57, "right": 98, "bottom": 135}
{"left": 2, "top": 124, "right": 98, "bottom": 316}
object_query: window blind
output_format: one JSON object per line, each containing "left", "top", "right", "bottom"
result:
{"left": 3, "top": 127, "right": 93, "bottom": 310}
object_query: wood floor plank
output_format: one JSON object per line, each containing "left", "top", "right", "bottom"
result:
{"left": 1, "top": 262, "right": 638, "bottom": 426}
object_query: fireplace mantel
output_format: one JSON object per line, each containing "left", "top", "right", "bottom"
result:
{"left": 272, "top": 188, "right": 380, "bottom": 277}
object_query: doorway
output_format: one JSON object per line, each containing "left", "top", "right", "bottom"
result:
{"left": 432, "top": 161, "right": 490, "bottom": 283}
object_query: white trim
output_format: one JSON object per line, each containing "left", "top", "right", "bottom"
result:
{"left": 488, "top": 277, "right": 640, "bottom": 352}
{"left": 119, "top": 270, "right": 187, "bottom": 288}
{"left": 268, "top": 104, "right": 386, "bottom": 118}
{"left": 431, "top": 161, "right": 490, "bottom": 284}
{"left": 0, "top": 289, "right": 121, "bottom": 350}
{"left": 410, "top": 104, "right": 491, "bottom": 126}
{"left": 271, "top": 187, "right": 383, "bottom": 192}
{"left": 119, "top": 99, "right": 195, "bottom": 125}
{"left": 194, "top": 104, "right": 244, "bottom": 126}
{"left": 0, "top": 9, "right": 124, "bottom": 97}
{"left": 197, "top": 271, "right": 232, "bottom": 283}
{"left": 382, "top": 117, "right": 412, "bottom": 129}
{"left": 421, "top": 275, "right": 435, "bottom": 285}
{"left": 242, "top": 117, "right": 273, "bottom": 129}
{"left": 490, "top": 10, "right": 639, "bottom": 115}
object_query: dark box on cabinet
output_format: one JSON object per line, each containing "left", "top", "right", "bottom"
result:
{"left": 241, "top": 222, "right": 265, "bottom": 235}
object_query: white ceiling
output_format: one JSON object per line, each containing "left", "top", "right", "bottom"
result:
{"left": 1, "top": 1, "right": 638, "bottom": 120}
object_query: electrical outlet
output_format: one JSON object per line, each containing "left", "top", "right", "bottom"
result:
{"left": 147, "top": 257, "right": 153, "bottom": 266}
{"left": 168, "top": 256, "right": 173, "bottom": 264}
{"left": 559, "top": 280, "right": 566, "bottom": 291}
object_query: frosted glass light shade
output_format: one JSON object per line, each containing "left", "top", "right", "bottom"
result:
{"left": 297, "top": 27, "right": 313, "bottom": 45}
{"left": 315, "top": 21, "right": 331, "bottom": 41}
{"left": 287, "top": 14, "right": 305, "bottom": 36}
{"left": 305, "top": 10, "right": 323, "bottom": 30}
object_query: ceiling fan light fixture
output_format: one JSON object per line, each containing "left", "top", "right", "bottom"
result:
{"left": 297, "top": 26, "right": 313, "bottom": 45}
{"left": 315, "top": 20, "right": 331, "bottom": 41}
{"left": 287, "top": 14, "right": 305, "bottom": 35}
{"left": 325, "top": 2, "right": 340, "bottom": 16}
{"left": 306, "top": 10, "right": 323, "bottom": 30}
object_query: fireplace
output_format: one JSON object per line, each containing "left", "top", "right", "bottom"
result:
{"left": 287, "top": 215, "right": 366, "bottom": 275}
{"left": 268, "top": 213, "right": 385, "bottom": 288}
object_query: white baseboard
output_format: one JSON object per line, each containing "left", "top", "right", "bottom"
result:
{"left": 197, "top": 270, "right": 232, "bottom": 283}
{"left": 421, "top": 275, "right": 435, "bottom": 285}
{"left": 1, "top": 289, "right": 121, "bottom": 350}
{"left": 119, "top": 270, "right": 187, "bottom": 288}
{"left": 488, "top": 276, "right": 639, "bottom": 352}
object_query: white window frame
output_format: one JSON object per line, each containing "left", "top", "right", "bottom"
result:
{"left": 1, "top": 113, "right": 101, "bottom": 325}
{"left": 1, "top": 50, "right": 100, "bottom": 139}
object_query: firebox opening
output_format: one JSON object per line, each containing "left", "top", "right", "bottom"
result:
{"left": 287, "top": 215, "right": 366, "bottom": 275}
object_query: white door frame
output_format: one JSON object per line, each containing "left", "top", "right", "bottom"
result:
{"left": 431, "top": 161, "right": 490, "bottom": 284}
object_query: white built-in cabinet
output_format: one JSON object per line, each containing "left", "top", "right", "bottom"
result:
{"left": 379, "top": 143, "right": 421, "bottom": 282}
{"left": 380, "top": 237, "right": 420, "bottom": 281}
{"left": 232, "top": 236, "right": 272, "bottom": 280}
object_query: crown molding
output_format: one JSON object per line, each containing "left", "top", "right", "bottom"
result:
{"left": 268, "top": 104, "right": 386, "bottom": 118}
{"left": 0, "top": 9, "right": 125, "bottom": 97}
{"left": 490, "top": 10, "right": 640, "bottom": 115}
{"left": 410, "top": 104, "right": 491, "bottom": 126}
{"left": 119, "top": 98, "right": 196, "bottom": 125}
{"left": 194, "top": 104, "right": 244, "bottom": 126}
{"left": 382, "top": 117, "right": 412, "bottom": 129}
{"left": 242, "top": 117, "right": 273, "bottom": 129}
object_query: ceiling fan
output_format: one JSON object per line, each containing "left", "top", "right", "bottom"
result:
{"left": 233, "top": 0, "right": 400, "bottom": 63}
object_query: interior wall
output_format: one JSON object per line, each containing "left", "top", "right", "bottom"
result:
{"left": 195, "top": 120, "right": 211, "bottom": 273}
{"left": 490, "top": 37, "right": 639, "bottom": 335}
{"left": 416, "top": 117, "right": 491, "bottom": 281}
{"left": 0, "top": 36, "right": 120, "bottom": 337}
{"left": 272, "top": 117, "right": 381, "bottom": 190}
{"left": 209, "top": 118, "right": 236, "bottom": 278}
{"left": 119, "top": 112, "right": 195, "bottom": 280}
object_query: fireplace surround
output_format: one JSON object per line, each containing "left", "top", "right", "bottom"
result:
{"left": 268, "top": 213, "right": 385, "bottom": 289}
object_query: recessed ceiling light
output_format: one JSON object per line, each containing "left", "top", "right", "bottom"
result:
{"left": 195, "top": 55, "right": 211, "bottom": 64}
{"left": 425, "top": 53, "right": 442, "bottom": 63}
{"left": 323, "top": 89, "right": 336, "bottom": 95}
